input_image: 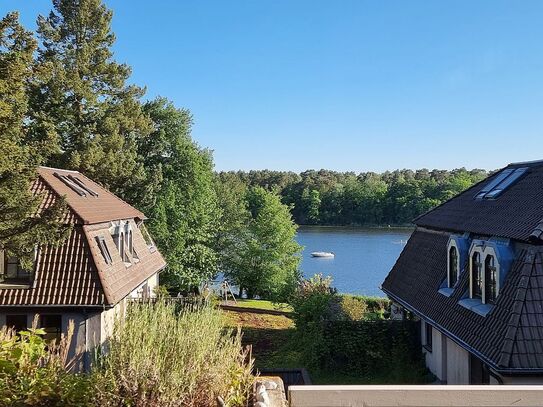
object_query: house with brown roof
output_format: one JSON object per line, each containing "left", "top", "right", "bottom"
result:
{"left": 382, "top": 160, "right": 543, "bottom": 385}
{"left": 0, "top": 167, "right": 166, "bottom": 371}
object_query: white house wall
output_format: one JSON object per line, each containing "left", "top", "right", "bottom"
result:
{"left": 422, "top": 321, "right": 447, "bottom": 381}
{"left": 445, "top": 337, "right": 470, "bottom": 384}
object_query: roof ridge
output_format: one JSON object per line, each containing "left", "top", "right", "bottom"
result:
{"left": 38, "top": 165, "right": 80, "bottom": 174}
{"left": 497, "top": 249, "right": 535, "bottom": 368}
{"left": 507, "top": 159, "right": 543, "bottom": 167}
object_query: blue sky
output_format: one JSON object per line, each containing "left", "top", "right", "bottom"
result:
{"left": 3, "top": 1, "right": 543, "bottom": 172}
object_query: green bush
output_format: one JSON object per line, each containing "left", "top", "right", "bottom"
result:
{"left": 0, "top": 323, "right": 92, "bottom": 406}
{"left": 321, "top": 320, "right": 428, "bottom": 382}
{"left": 92, "top": 301, "right": 254, "bottom": 406}
{"left": 288, "top": 274, "right": 341, "bottom": 368}
{"left": 339, "top": 296, "right": 368, "bottom": 321}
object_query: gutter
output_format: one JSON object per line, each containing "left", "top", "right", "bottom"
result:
{"left": 381, "top": 286, "right": 543, "bottom": 376}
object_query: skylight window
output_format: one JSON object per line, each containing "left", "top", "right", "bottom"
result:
{"left": 96, "top": 236, "right": 113, "bottom": 265}
{"left": 67, "top": 175, "right": 98, "bottom": 197}
{"left": 53, "top": 172, "right": 99, "bottom": 197}
{"left": 475, "top": 167, "right": 528, "bottom": 200}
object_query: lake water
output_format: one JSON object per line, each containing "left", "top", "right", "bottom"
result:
{"left": 295, "top": 226, "right": 413, "bottom": 297}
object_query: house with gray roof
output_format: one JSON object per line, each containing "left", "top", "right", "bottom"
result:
{"left": 0, "top": 167, "right": 166, "bottom": 371}
{"left": 382, "top": 160, "right": 543, "bottom": 385}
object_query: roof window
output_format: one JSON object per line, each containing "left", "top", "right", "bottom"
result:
{"left": 95, "top": 236, "right": 113, "bottom": 265}
{"left": 475, "top": 167, "right": 528, "bottom": 200}
{"left": 54, "top": 172, "right": 99, "bottom": 197}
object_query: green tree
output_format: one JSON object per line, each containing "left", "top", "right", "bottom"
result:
{"left": 301, "top": 188, "right": 321, "bottom": 224}
{"left": 0, "top": 12, "right": 68, "bottom": 264}
{"left": 214, "top": 173, "right": 250, "bottom": 279}
{"left": 224, "top": 187, "right": 302, "bottom": 301}
{"left": 141, "top": 97, "right": 219, "bottom": 289}
{"left": 31, "top": 0, "right": 154, "bottom": 204}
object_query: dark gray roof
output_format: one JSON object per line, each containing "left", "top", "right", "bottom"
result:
{"left": 414, "top": 160, "right": 543, "bottom": 243}
{"left": 382, "top": 228, "right": 543, "bottom": 373}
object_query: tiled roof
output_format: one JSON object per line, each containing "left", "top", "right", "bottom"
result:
{"left": 37, "top": 166, "right": 145, "bottom": 224}
{"left": 0, "top": 227, "right": 106, "bottom": 306}
{"left": 0, "top": 169, "right": 165, "bottom": 307}
{"left": 382, "top": 229, "right": 543, "bottom": 373}
{"left": 84, "top": 221, "right": 166, "bottom": 305}
{"left": 414, "top": 160, "right": 543, "bottom": 243}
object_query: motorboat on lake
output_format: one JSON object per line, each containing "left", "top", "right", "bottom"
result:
{"left": 311, "top": 251, "right": 335, "bottom": 258}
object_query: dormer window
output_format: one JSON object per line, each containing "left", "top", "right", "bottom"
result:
{"left": 444, "top": 235, "right": 468, "bottom": 292}
{"left": 471, "top": 252, "right": 483, "bottom": 300}
{"left": 464, "top": 239, "right": 513, "bottom": 313}
{"left": 448, "top": 246, "right": 459, "bottom": 287}
{"left": 0, "top": 250, "right": 34, "bottom": 286}
{"left": 484, "top": 255, "right": 498, "bottom": 304}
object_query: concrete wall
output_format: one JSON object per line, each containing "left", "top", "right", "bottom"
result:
{"left": 445, "top": 337, "right": 470, "bottom": 385}
{"left": 289, "top": 385, "right": 543, "bottom": 407}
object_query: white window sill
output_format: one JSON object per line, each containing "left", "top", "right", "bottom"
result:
{"left": 0, "top": 282, "right": 31, "bottom": 289}
{"left": 458, "top": 298, "right": 494, "bottom": 316}
{"left": 438, "top": 287, "right": 454, "bottom": 297}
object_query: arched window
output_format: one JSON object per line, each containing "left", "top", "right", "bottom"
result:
{"left": 471, "top": 252, "right": 482, "bottom": 300}
{"left": 485, "top": 255, "right": 497, "bottom": 304}
{"left": 448, "top": 246, "right": 459, "bottom": 287}
{"left": 119, "top": 232, "right": 125, "bottom": 261}
{"left": 128, "top": 230, "right": 133, "bottom": 256}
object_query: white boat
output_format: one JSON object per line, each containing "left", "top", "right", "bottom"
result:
{"left": 311, "top": 251, "right": 335, "bottom": 258}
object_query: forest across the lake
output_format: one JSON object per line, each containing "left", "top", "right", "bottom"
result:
{"left": 217, "top": 168, "right": 489, "bottom": 226}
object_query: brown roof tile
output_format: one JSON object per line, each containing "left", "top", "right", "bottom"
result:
{"left": 37, "top": 166, "right": 145, "bottom": 224}
{"left": 0, "top": 168, "right": 166, "bottom": 307}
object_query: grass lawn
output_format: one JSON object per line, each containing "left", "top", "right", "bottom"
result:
{"left": 224, "top": 309, "right": 431, "bottom": 385}
{"left": 223, "top": 299, "right": 293, "bottom": 312}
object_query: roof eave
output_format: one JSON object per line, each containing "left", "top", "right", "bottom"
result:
{"left": 381, "top": 286, "right": 543, "bottom": 375}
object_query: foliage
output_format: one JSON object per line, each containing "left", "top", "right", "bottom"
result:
{"left": 217, "top": 168, "right": 488, "bottom": 226}
{"left": 339, "top": 296, "right": 368, "bottom": 321}
{"left": 141, "top": 98, "right": 220, "bottom": 289}
{"left": 0, "top": 12, "right": 69, "bottom": 264}
{"left": 287, "top": 274, "right": 340, "bottom": 368}
{"left": 92, "top": 302, "right": 253, "bottom": 407}
{"left": 222, "top": 186, "right": 302, "bottom": 302}
{"left": 321, "top": 320, "right": 429, "bottom": 383}
{"left": 340, "top": 295, "right": 390, "bottom": 320}
{"left": 32, "top": 0, "right": 155, "bottom": 205}
{"left": 0, "top": 323, "right": 92, "bottom": 406}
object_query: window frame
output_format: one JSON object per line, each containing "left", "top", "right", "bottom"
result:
{"left": 448, "top": 245, "right": 459, "bottom": 288}
{"left": 424, "top": 321, "right": 433, "bottom": 352}
{"left": 470, "top": 251, "right": 483, "bottom": 300}
{"left": 39, "top": 314, "right": 62, "bottom": 345}
{"left": 96, "top": 236, "right": 113, "bottom": 265}
{"left": 484, "top": 254, "right": 498, "bottom": 304}
{"left": 0, "top": 250, "right": 34, "bottom": 284}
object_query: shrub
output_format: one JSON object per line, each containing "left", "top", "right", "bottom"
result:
{"left": 288, "top": 274, "right": 341, "bottom": 368}
{"left": 0, "top": 321, "right": 92, "bottom": 406}
{"left": 339, "top": 296, "right": 368, "bottom": 321}
{"left": 92, "top": 301, "right": 254, "bottom": 407}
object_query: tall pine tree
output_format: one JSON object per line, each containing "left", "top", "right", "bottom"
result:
{"left": 31, "top": 0, "right": 155, "bottom": 204}
{"left": 0, "top": 12, "right": 68, "bottom": 263}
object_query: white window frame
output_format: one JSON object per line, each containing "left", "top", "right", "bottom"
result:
{"left": 469, "top": 244, "right": 500, "bottom": 305}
